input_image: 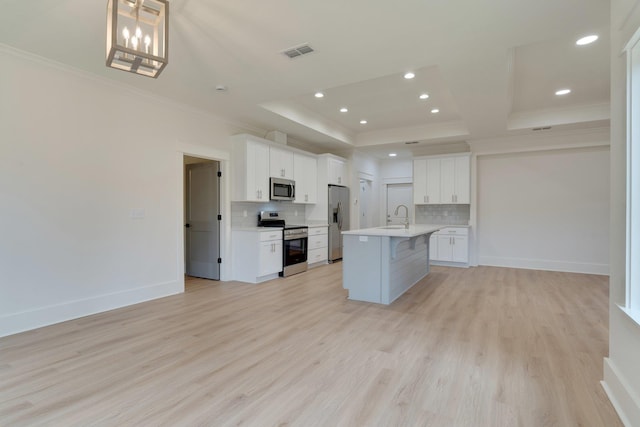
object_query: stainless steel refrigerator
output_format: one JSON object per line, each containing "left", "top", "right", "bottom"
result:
{"left": 328, "top": 184, "right": 349, "bottom": 262}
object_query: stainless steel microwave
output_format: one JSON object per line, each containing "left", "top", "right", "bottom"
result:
{"left": 270, "top": 177, "right": 295, "bottom": 201}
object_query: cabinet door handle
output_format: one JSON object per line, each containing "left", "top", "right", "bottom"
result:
{"left": 426, "top": 195, "right": 428, "bottom": 203}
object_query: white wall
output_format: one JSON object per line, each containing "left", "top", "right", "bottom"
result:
{"left": 0, "top": 47, "right": 249, "bottom": 337}
{"left": 476, "top": 147, "right": 610, "bottom": 274}
{"left": 603, "top": 1, "right": 640, "bottom": 425}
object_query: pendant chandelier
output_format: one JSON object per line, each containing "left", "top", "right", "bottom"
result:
{"left": 106, "top": 0, "right": 169, "bottom": 78}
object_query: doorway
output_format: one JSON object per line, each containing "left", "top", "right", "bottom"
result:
{"left": 184, "top": 156, "right": 221, "bottom": 281}
{"left": 359, "top": 178, "right": 374, "bottom": 229}
{"left": 386, "top": 183, "right": 413, "bottom": 226}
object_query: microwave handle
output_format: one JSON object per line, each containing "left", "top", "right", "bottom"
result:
{"left": 291, "top": 183, "right": 295, "bottom": 199}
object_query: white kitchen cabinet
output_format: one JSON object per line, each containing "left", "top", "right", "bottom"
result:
{"left": 231, "top": 135, "right": 270, "bottom": 202}
{"left": 232, "top": 229, "right": 283, "bottom": 283}
{"left": 307, "top": 226, "right": 328, "bottom": 266}
{"left": 293, "top": 153, "right": 317, "bottom": 204}
{"left": 413, "top": 158, "right": 441, "bottom": 204}
{"left": 270, "top": 145, "right": 294, "bottom": 180}
{"left": 328, "top": 157, "right": 347, "bottom": 185}
{"left": 414, "top": 154, "right": 470, "bottom": 205}
{"left": 259, "top": 238, "right": 283, "bottom": 277}
{"left": 432, "top": 227, "right": 469, "bottom": 264}
{"left": 440, "top": 156, "right": 470, "bottom": 204}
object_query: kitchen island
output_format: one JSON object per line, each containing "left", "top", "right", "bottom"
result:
{"left": 341, "top": 225, "right": 442, "bottom": 304}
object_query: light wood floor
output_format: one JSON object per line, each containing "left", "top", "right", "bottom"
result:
{"left": 0, "top": 264, "right": 622, "bottom": 426}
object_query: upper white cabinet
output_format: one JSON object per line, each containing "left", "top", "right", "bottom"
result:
{"left": 328, "top": 157, "right": 347, "bottom": 185}
{"left": 232, "top": 134, "right": 320, "bottom": 203}
{"left": 232, "top": 135, "right": 270, "bottom": 202}
{"left": 269, "top": 145, "right": 294, "bottom": 179}
{"left": 414, "top": 154, "right": 470, "bottom": 205}
{"left": 413, "top": 158, "right": 441, "bottom": 204}
{"left": 440, "top": 156, "right": 470, "bottom": 204}
{"left": 294, "top": 153, "right": 317, "bottom": 204}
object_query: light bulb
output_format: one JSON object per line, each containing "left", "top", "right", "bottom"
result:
{"left": 131, "top": 36, "right": 138, "bottom": 50}
{"left": 144, "top": 35, "right": 151, "bottom": 54}
{"left": 135, "top": 26, "right": 142, "bottom": 39}
{"left": 122, "top": 27, "right": 130, "bottom": 40}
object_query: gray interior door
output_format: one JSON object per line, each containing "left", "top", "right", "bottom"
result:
{"left": 186, "top": 161, "right": 220, "bottom": 280}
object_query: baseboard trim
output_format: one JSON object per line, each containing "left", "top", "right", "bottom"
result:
{"left": 478, "top": 255, "right": 609, "bottom": 275}
{"left": 0, "top": 280, "right": 183, "bottom": 338}
{"left": 602, "top": 357, "right": 640, "bottom": 427}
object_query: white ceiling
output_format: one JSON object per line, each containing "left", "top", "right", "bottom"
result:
{"left": 0, "top": 0, "right": 610, "bottom": 157}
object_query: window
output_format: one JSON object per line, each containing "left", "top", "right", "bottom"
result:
{"left": 625, "top": 31, "right": 640, "bottom": 322}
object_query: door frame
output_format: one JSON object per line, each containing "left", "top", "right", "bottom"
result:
{"left": 380, "top": 177, "right": 413, "bottom": 227}
{"left": 356, "top": 171, "right": 374, "bottom": 230}
{"left": 177, "top": 143, "right": 231, "bottom": 282}
{"left": 185, "top": 160, "right": 221, "bottom": 280}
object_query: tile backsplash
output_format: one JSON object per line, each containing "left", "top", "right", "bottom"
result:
{"left": 415, "top": 204, "right": 470, "bottom": 225}
{"left": 231, "top": 202, "right": 308, "bottom": 227}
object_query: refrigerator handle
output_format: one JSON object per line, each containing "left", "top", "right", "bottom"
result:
{"left": 337, "top": 201, "right": 343, "bottom": 230}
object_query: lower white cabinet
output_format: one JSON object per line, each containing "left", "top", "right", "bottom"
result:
{"left": 307, "top": 226, "right": 328, "bottom": 266}
{"left": 430, "top": 227, "right": 469, "bottom": 264}
{"left": 232, "top": 229, "right": 283, "bottom": 283}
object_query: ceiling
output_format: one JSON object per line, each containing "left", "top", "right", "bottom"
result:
{"left": 0, "top": 0, "right": 610, "bottom": 158}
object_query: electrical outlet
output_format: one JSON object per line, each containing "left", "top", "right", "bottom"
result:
{"left": 130, "top": 208, "right": 145, "bottom": 219}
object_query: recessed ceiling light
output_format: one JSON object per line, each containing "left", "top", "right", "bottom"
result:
{"left": 360, "top": 120, "right": 367, "bottom": 124}
{"left": 430, "top": 108, "right": 440, "bottom": 114}
{"left": 389, "top": 153, "right": 397, "bottom": 157}
{"left": 419, "top": 93, "right": 429, "bottom": 100}
{"left": 340, "top": 107, "right": 348, "bottom": 113}
{"left": 314, "top": 92, "right": 324, "bottom": 98}
{"left": 555, "top": 89, "right": 571, "bottom": 96}
{"left": 576, "top": 35, "right": 598, "bottom": 46}
{"left": 404, "top": 72, "right": 415, "bottom": 79}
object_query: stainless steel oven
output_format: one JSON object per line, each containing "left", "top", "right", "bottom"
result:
{"left": 258, "top": 211, "right": 308, "bottom": 277}
{"left": 282, "top": 226, "right": 308, "bottom": 277}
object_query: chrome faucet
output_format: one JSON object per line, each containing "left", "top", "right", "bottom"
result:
{"left": 394, "top": 204, "right": 410, "bottom": 229}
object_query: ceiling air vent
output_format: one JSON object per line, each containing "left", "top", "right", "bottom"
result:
{"left": 283, "top": 44, "right": 315, "bottom": 59}
{"left": 532, "top": 126, "right": 552, "bottom": 131}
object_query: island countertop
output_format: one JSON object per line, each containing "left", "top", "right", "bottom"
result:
{"left": 342, "top": 224, "right": 443, "bottom": 237}
{"left": 341, "top": 224, "right": 442, "bottom": 305}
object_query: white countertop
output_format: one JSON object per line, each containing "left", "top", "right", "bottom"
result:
{"left": 307, "top": 223, "right": 329, "bottom": 228}
{"left": 232, "top": 226, "right": 283, "bottom": 231}
{"left": 342, "top": 224, "right": 443, "bottom": 237}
